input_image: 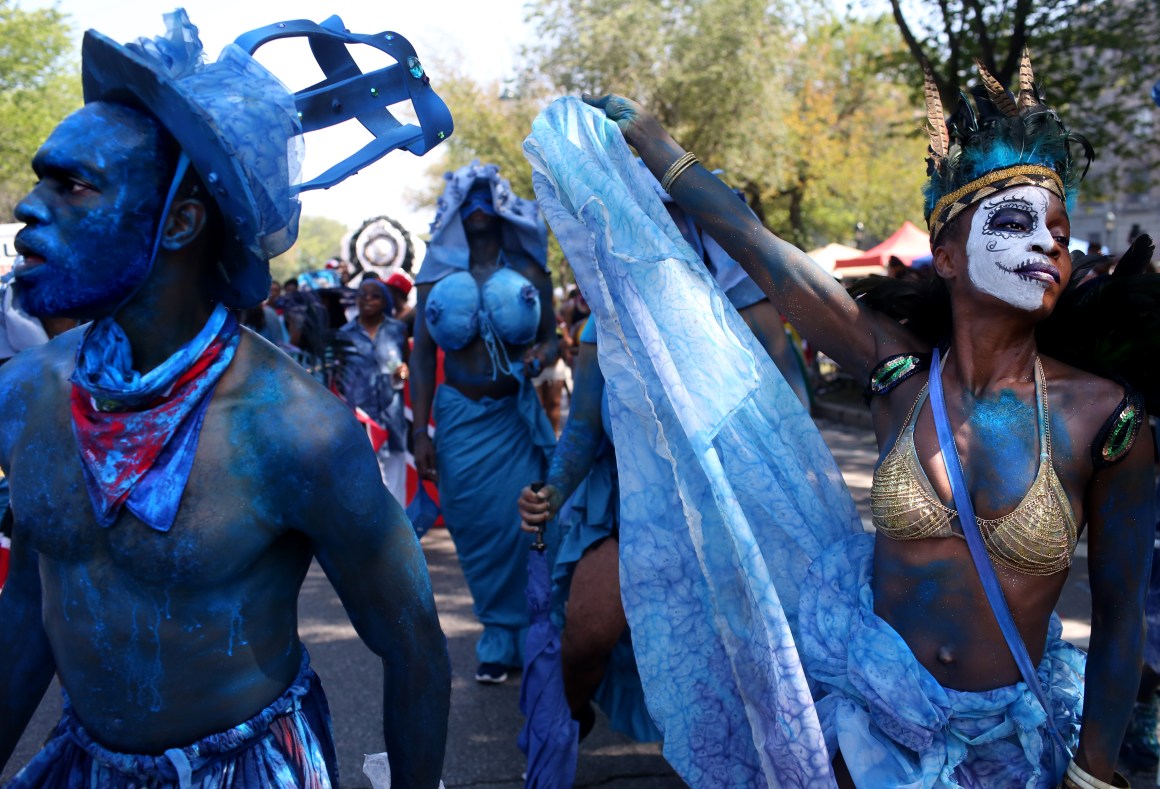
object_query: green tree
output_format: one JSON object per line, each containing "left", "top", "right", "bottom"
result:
{"left": 0, "top": 1, "right": 83, "bottom": 217}
{"left": 526, "top": 0, "right": 927, "bottom": 247}
{"left": 416, "top": 67, "right": 574, "bottom": 284}
{"left": 885, "top": 0, "right": 1160, "bottom": 194}
{"left": 270, "top": 215, "right": 348, "bottom": 283}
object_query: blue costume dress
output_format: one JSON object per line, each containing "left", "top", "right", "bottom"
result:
{"left": 417, "top": 162, "right": 557, "bottom": 667}
{"left": 524, "top": 98, "right": 1084, "bottom": 788}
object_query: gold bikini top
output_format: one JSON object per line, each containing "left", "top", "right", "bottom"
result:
{"left": 870, "top": 358, "right": 1078, "bottom": 576}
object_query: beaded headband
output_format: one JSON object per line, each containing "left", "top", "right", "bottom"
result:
{"left": 928, "top": 165, "right": 1065, "bottom": 245}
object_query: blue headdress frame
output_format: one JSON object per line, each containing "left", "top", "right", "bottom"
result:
{"left": 82, "top": 10, "right": 453, "bottom": 309}
{"left": 416, "top": 161, "right": 548, "bottom": 285}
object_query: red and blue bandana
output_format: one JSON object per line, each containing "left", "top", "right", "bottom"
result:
{"left": 70, "top": 305, "right": 240, "bottom": 531}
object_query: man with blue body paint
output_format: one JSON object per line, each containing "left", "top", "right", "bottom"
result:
{"left": 0, "top": 11, "right": 451, "bottom": 788}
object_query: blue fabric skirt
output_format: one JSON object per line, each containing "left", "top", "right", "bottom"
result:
{"left": 553, "top": 443, "right": 661, "bottom": 743}
{"left": 800, "top": 534, "right": 1085, "bottom": 789}
{"left": 4, "top": 650, "right": 337, "bottom": 789}
{"left": 434, "top": 379, "right": 555, "bottom": 666}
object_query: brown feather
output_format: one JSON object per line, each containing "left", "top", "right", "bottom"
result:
{"left": 1018, "top": 48, "right": 1037, "bottom": 108}
{"left": 975, "top": 59, "right": 1019, "bottom": 117}
{"left": 923, "top": 62, "right": 949, "bottom": 160}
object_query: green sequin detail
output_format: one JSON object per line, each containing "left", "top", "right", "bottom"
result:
{"left": 871, "top": 355, "right": 919, "bottom": 395}
{"left": 1102, "top": 402, "right": 1141, "bottom": 463}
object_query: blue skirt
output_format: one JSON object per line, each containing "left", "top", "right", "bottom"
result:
{"left": 5, "top": 649, "right": 337, "bottom": 789}
{"left": 800, "top": 534, "right": 1085, "bottom": 789}
{"left": 553, "top": 444, "right": 661, "bottom": 742}
{"left": 434, "top": 379, "right": 555, "bottom": 666}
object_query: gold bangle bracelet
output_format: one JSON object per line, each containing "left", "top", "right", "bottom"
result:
{"left": 661, "top": 152, "right": 699, "bottom": 193}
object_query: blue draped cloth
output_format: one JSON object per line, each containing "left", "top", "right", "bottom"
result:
{"left": 552, "top": 435, "right": 661, "bottom": 743}
{"left": 800, "top": 534, "right": 1084, "bottom": 788}
{"left": 434, "top": 370, "right": 557, "bottom": 666}
{"left": 524, "top": 97, "right": 861, "bottom": 787}
{"left": 4, "top": 650, "right": 337, "bottom": 789}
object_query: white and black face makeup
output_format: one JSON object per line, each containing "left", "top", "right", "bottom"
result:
{"left": 966, "top": 185, "right": 1061, "bottom": 311}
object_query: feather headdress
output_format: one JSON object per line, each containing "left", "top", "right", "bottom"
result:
{"left": 923, "top": 51, "right": 1093, "bottom": 244}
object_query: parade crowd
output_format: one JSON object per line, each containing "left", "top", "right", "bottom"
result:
{"left": 2, "top": 7, "right": 1160, "bottom": 789}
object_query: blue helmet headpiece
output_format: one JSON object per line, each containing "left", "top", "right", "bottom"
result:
{"left": 416, "top": 161, "right": 547, "bottom": 285}
{"left": 82, "top": 9, "right": 453, "bottom": 309}
{"left": 923, "top": 51, "right": 1092, "bottom": 246}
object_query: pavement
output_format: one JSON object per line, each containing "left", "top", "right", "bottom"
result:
{"left": 0, "top": 415, "right": 1123, "bottom": 787}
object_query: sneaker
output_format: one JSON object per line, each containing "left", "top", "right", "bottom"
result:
{"left": 475, "top": 662, "right": 509, "bottom": 684}
{"left": 1119, "top": 697, "right": 1160, "bottom": 773}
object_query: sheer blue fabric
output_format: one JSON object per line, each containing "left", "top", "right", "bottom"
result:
{"left": 4, "top": 650, "right": 337, "bottom": 789}
{"left": 801, "top": 534, "right": 1083, "bottom": 788}
{"left": 551, "top": 434, "right": 661, "bottom": 743}
{"left": 524, "top": 97, "right": 861, "bottom": 787}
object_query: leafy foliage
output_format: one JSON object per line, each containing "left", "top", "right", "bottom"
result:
{"left": 270, "top": 215, "right": 348, "bottom": 283}
{"left": 0, "top": 1, "right": 83, "bottom": 218}
{"left": 885, "top": 0, "right": 1160, "bottom": 197}
{"left": 423, "top": 0, "right": 929, "bottom": 260}
{"left": 417, "top": 66, "right": 573, "bottom": 284}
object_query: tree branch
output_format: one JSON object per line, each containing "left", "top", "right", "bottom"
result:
{"left": 962, "top": 0, "right": 996, "bottom": 71}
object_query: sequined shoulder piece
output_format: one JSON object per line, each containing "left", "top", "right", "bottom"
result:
{"left": 1093, "top": 388, "right": 1146, "bottom": 470}
{"left": 864, "top": 353, "right": 930, "bottom": 403}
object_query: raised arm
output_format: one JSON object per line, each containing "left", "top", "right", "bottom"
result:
{"left": 520, "top": 261, "right": 560, "bottom": 374}
{"left": 0, "top": 509, "right": 56, "bottom": 772}
{"left": 584, "top": 94, "right": 917, "bottom": 378}
{"left": 1078, "top": 417, "right": 1156, "bottom": 782}
{"left": 410, "top": 284, "right": 438, "bottom": 482}
{"left": 518, "top": 341, "right": 605, "bottom": 531}
{"left": 300, "top": 416, "right": 449, "bottom": 788}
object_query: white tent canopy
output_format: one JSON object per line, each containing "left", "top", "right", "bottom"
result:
{"left": 806, "top": 242, "right": 863, "bottom": 275}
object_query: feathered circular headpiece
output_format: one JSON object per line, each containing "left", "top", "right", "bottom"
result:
{"left": 923, "top": 51, "right": 1094, "bottom": 245}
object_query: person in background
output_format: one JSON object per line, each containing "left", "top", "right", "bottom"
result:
{"left": 410, "top": 161, "right": 558, "bottom": 685}
{"left": 240, "top": 299, "right": 289, "bottom": 347}
{"left": 337, "top": 279, "right": 410, "bottom": 504}
{"left": 384, "top": 271, "right": 416, "bottom": 332}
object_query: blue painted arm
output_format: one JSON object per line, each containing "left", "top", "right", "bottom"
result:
{"left": 298, "top": 410, "right": 449, "bottom": 788}
{"left": 543, "top": 342, "right": 606, "bottom": 513}
{"left": 0, "top": 510, "right": 56, "bottom": 772}
{"left": 1079, "top": 412, "right": 1156, "bottom": 781}
{"left": 583, "top": 93, "right": 918, "bottom": 379}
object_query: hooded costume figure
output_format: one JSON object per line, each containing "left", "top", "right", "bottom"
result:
{"left": 416, "top": 161, "right": 557, "bottom": 672}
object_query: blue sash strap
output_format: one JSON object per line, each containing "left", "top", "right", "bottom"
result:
{"left": 927, "top": 348, "right": 1071, "bottom": 772}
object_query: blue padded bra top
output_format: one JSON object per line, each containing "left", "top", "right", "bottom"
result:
{"left": 425, "top": 266, "right": 541, "bottom": 352}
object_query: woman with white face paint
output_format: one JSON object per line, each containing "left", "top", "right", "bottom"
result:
{"left": 580, "top": 53, "right": 1154, "bottom": 789}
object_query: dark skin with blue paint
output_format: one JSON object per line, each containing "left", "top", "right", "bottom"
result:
{"left": 517, "top": 296, "right": 810, "bottom": 724}
{"left": 587, "top": 94, "right": 1153, "bottom": 783}
{"left": 0, "top": 103, "right": 449, "bottom": 787}
{"left": 410, "top": 195, "right": 558, "bottom": 482}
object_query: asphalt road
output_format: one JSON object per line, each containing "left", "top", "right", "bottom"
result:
{"left": 0, "top": 418, "right": 1117, "bottom": 787}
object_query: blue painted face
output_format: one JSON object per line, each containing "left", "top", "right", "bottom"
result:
{"left": 13, "top": 102, "right": 173, "bottom": 319}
